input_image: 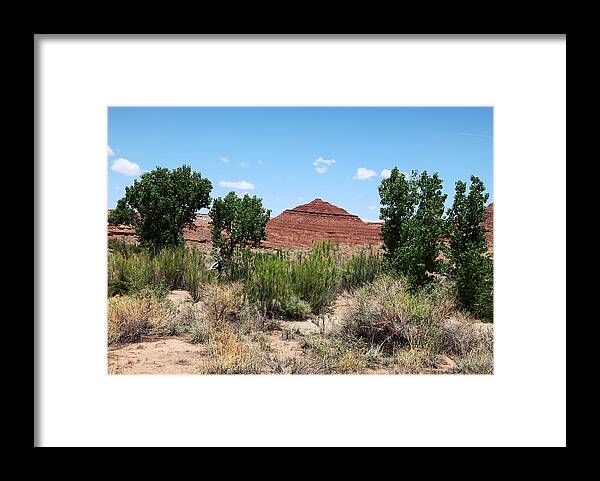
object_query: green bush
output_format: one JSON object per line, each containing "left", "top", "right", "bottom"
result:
{"left": 290, "top": 241, "right": 340, "bottom": 315}
{"left": 281, "top": 295, "right": 312, "bottom": 320}
{"left": 107, "top": 245, "right": 214, "bottom": 298}
{"left": 182, "top": 248, "right": 215, "bottom": 302}
{"left": 153, "top": 245, "right": 188, "bottom": 289}
{"left": 222, "top": 247, "right": 255, "bottom": 283}
{"left": 340, "top": 247, "right": 382, "bottom": 290}
{"left": 244, "top": 251, "right": 293, "bottom": 316}
{"left": 339, "top": 276, "right": 448, "bottom": 353}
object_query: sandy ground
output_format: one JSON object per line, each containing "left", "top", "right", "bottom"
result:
{"left": 107, "top": 290, "right": 490, "bottom": 375}
{"left": 108, "top": 337, "right": 208, "bottom": 374}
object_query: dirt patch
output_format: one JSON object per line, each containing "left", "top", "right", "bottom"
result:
{"left": 166, "top": 289, "right": 193, "bottom": 307}
{"left": 108, "top": 337, "right": 208, "bottom": 374}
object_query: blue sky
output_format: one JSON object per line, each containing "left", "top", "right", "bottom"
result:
{"left": 108, "top": 107, "right": 493, "bottom": 221}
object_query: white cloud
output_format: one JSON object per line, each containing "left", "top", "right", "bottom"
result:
{"left": 381, "top": 168, "right": 409, "bottom": 179}
{"left": 240, "top": 161, "right": 248, "bottom": 167}
{"left": 313, "top": 157, "right": 335, "bottom": 173}
{"left": 221, "top": 157, "right": 230, "bottom": 164}
{"left": 258, "top": 160, "right": 263, "bottom": 165}
{"left": 353, "top": 167, "right": 377, "bottom": 180}
{"left": 368, "top": 205, "right": 380, "bottom": 210}
{"left": 219, "top": 180, "right": 255, "bottom": 190}
{"left": 107, "top": 145, "right": 114, "bottom": 157}
{"left": 313, "top": 157, "right": 336, "bottom": 167}
{"left": 111, "top": 158, "right": 141, "bottom": 176}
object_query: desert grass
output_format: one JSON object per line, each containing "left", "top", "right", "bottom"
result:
{"left": 107, "top": 241, "right": 492, "bottom": 374}
{"left": 107, "top": 294, "right": 173, "bottom": 344}
{"left": 108, "top": 241, "right": 214, "bottom": 299}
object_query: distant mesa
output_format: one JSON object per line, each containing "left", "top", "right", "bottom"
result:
{"left": 107, "top": 199, "right": 494, "bottom": 251}
{"left": 261, "top": 198, "right": 382, "bottom": 248}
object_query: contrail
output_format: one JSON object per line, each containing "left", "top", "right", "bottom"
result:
{"left": 460, "top": 133, "right": 493, "bottom": 138}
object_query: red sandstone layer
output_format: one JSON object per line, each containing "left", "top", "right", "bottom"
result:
{"left": 107, "top": 201, "right": 493, "bottom": 251}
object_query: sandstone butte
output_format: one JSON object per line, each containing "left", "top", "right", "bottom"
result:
{"left": 108, "top": 198, "right": 494, "bottom": 251}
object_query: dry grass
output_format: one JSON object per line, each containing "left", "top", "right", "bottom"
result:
{"left": 108, "top": 271, "right": 493, "bottom": 374}
{"left": 452, "top": 345, "right": 494, "bottom": 374}
{"left": 197, "top": 325, "right": 267, "bottom": 374}
{"left": 393, "top": 349, "right": 441, "bottom": 373}
{"left": 107, "top": 295, "right": 172, "bottom": 344}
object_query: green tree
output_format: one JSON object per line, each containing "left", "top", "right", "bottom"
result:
{"left": 108, "top": 198, "right": 135, "bottom": 225}
{"left": 378, "top": 168, "right": 447, "bottom": 289}
{"left": 209, "top": 191, "right": 271, "bottom": 267}
{"left": 118, "top": 165, "right": 212, "bottom": 252}
{"left": 446, "top": 176, "right": 493, "bottom": 321}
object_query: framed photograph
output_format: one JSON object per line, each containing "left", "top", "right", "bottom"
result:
{"left": 35, "top": 34, "right": 566, "bottom": 447}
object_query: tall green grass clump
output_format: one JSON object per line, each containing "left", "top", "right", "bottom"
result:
{"left": 107, "top": 249, "right": 155, "bottom": 295}
{"left": 107, "top": 237, "right": 142, "bottom": 257}
{"left": 153, "top": 245, "right": 188, "bottom": 289}
{"left": 244, "top": 251, "right": 292, "bottom": 316}
{"left": 340, "top": 247, "right": 382, "bottom": 290}
{"left": 222, "top": 248, "right": 255, "bottom": 283}
{"left": 183, "top": 247, "right": 215, "bottom": 302}
{"left": 290, "top": 241, "right": 340, "bottom": 315}
{"left": 108, "top": 244, "right": 215, "bottom": 298}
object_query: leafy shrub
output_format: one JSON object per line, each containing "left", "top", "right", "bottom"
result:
{"left": 153, "top": 245, "right": 188, "bottom": 290}
{"left": 222, "top": 248, "right": 255, "bottom": 283}
{"left": 203, "top": 283, "right": 249, "bottom": 327}
{"left": 244, "top": 251, "right": 293, "bottom": 316}
{"left": 108, "top": 245, "right": 215, "bottom": 298}
{"left": 281, "top": 295, "right": 312, "bottom": 320}
{"left": 340, "top": 247, "right": 382, "bottom": 290}
{"left": 339, "top": 276, "right": 452, "bottom": 353}
{"left": 121, "top": 250, "right": 154, "bottom": 294}
{"left": 290, "top": 241, "right": 340, "bottom": 315}
{"left": 182, "top": 248, "right": 215, "bottom": 302}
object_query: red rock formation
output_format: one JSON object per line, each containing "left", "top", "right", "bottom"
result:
{"left": 107, "top": 212, "right": 212, "bottom": 245}
{"left": 483, "top": 203, "right": 493, "bottom": 248}
{"left": 106, "top": 201, "right": 494, "bottom": 252}
{"left": 183, "top": 214, "right": 212, "bottom": 244}
{"left": 261, "top": 198, "right": 382, "bottom": 248}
